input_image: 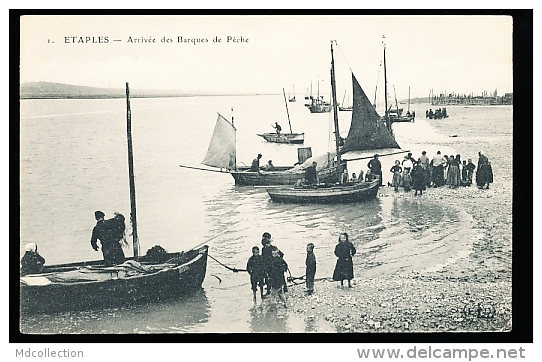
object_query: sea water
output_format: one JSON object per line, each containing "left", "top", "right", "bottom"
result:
{"left": 18, "top": 96, "right": 510, "bottom": 333}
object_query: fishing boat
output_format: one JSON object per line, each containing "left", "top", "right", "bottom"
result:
{"left": 308, "top": 78, "right": 332, "bottom": 113}
{"left": 257, "top": 88, "right": 304, "bottom": 144}
{"left": 180, "top": 112, "right": 342, "bottom": 186}
{"left": 267, "top": 40, "right": 406, "bottom": 204}
{"left": 339, "top": 90, "right": 352, "bottom": 111}
{"left": 288, "top": 85, "right": 296, "bottom": 102}
{"left": 20, "top": 83, "right": 208, "bottom": 314}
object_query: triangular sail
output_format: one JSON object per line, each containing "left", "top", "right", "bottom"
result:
{"left": 202, "top": 113, "right": 236, "bottom": 169}
{"left": 341, "top": 73, "right": 400, "bottom": 153}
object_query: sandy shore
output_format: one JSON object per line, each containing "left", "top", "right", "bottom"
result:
{"left": 287, "top": 112, "right": 513, "bottom": 333}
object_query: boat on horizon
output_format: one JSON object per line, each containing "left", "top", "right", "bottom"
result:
{"left": 20, "top": 83, "right": 209, "bottom": 314}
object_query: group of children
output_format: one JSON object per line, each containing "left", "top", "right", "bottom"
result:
{"left": 246, "top": 232, "right": 317, "bottom": 307}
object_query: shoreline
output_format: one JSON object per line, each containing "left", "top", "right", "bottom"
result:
{"left": 286, "top": 115, "right": 513, "bottom": 333}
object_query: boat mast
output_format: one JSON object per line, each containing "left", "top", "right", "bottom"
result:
{"left": 383, "top": 36, "right": 390, "bottom": 131}
{"left": 408, "top": 86, "right": 411, "bottom": 113}
{"left": 330, "top": 41, "right": 341, "bottom": 180}
{"left": 126, "top": 82, "right": 140, "bottom": 259}
{"left": 282, "top": 88, "right": 293, "bottom": 134}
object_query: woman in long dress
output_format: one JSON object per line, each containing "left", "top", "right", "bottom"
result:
{"left": 446, "top": 155, "right": 461, "bottom": 188}
{"left": 476, "top": 151, "right": 494, "bottom": 189}
{"left": 411, "top": 161, "right": 426, "bottom": 196}
{"left": 332, "top": 233, "right": 356, "bottom": 288}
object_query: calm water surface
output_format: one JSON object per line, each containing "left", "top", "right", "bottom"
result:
{"left": 19, "top": 97, "right": 510, "bottom": 333}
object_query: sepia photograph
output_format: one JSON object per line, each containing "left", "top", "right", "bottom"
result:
{"left": 14, "top": 12, "right": 529, "bottom": 345}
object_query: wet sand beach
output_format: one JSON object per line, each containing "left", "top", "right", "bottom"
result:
{"left": 286, "top": 106, "right": 513, "bottom": 333}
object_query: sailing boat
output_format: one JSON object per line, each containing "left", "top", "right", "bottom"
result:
{"left": 257, "top": 88, "right": 304, "bottom": 144}
{"left": 267, "top": 41, "right": 406, "bottom": 204}
{"left": 182, "top": 112, "right": 341, "bottom": 186}
{"left": 20, "top": 83, "right": 208, "bottom": 313}
{"left": 308, "top": 78, "right": 332, "bottom": 113}
{"left": 388, "top": 86, "right": 415, "bottom": 123}
{"left": 339, "top": 90, "right": 352, "bottom": 111}
{"left": 288, "top": 85, "right": 296, "bottom": 102}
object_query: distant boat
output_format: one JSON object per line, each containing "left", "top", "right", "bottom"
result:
{"left": 21, "top": 83, "right": 209, "bottom": 314}
{"left": 267, "top": 41, "right": 407, "bottom": 204}
{"left": 339, "top": 90, "right": 352, "bottom": 111}
{"left": 288, "top": 84, "right": 296, "bottom": 102}
{"left": 258, "top": 88, "right": 304, "bottom": 144}
{"left": 308, "top": 78, "right": 332, "bottom": 113}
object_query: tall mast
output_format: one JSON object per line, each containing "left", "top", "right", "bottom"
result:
{"left": 330, "top": 41, "right": 341, "bottom": 179}
{"left": 282, "top": 88, "right": 293, "bottom": 134}
{"left": 126, "top": 82, "right": 139, "bottom": 259}
{"left": 408, "top": 86, "right": 411, "bottom": 113}
{"left": 383, "top": 36, "right": 390, "bottom": 131}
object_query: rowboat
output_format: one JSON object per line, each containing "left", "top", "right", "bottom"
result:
{"left": 267, "top": 180, "right": 379, "bottom": 203}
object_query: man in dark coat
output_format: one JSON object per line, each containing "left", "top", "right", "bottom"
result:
{"left": 367, "top": 154, "right": 383, "bottom": 186}
{"left": 476, "top": 151, "right": 494, "bottom": 189}
{"left": 305, "top": 161, "right": 318, "bottom": 186}
{"left": 90, "top": 211, "right": 126, "bottom": 266}
{"left": 250, "top": 154, "right": 262, "bottom": 172}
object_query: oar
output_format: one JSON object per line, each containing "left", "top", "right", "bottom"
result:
{"left": 179, "top": 164, "right": 230, "bottom": 173}
{"left": 187, "top": 218, "right": 247, "bottom": 251}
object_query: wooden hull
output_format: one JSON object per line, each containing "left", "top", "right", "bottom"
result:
{"left": 339, "top": 106, "right": 352, "bottom": 111}
{"left": 230, "top": 165, "right": 340, "bottom": 186}
{"left": 257, "top": 132, "right": 304, "bottom": 144}
{"left": 391, "top": 115, "right": 415, "bottom": 123}
{"left": 20, "top": 246, "right": 208, "bottom": 314}
{"left": 267, "top": 180, "right": 379, "bottom": 204}
{"left": 309, "top": 104, "right": 332, "bottom": 113}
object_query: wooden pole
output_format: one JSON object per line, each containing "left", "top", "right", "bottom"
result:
{"left": 383, "top": 38, "right": 390, "bottom": 131}
{"left": 126, "top": 82, "right": 139, "bottom": 259}
{"left": 330, "top": 41, "right": 342, "bottom": 182}
{"left": 282, "top": 88, "right": 293, "bottom": 134}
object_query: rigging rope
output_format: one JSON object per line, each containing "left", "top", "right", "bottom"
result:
{"left": 208, "top": 254, "right": 247, "bottom": 273}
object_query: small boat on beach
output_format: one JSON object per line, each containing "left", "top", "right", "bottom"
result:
{"left": 20, "top": 83, "right": 208, "bottom": 314}
{"left": 257, "top": 88, "right": 304, "bottom": 144}
{"left": 267, "top": 40, "right": 406, "bottom": 204}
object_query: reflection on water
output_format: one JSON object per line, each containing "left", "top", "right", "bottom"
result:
{"left": 20, "top": 288, "right": 211, "bottom": 334}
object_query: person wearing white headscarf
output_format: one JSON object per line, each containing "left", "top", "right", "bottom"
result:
{"left": 20, "top": 243, "right": 45, "bottom": 276}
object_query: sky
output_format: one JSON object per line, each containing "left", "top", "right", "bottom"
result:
{"left": 19, "top": 15, "right": 514, "bottom": 100}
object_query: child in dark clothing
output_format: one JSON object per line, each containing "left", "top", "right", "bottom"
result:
{"left": 268, "top": 247, "right": 288, "bottom": 307}
{"left": 305, "top": 243, "right": 316, "bottom": 295}
{"left": 246, "top": 246, "right": 265, "bottom": 302}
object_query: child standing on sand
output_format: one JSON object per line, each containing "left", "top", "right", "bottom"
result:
{"left": 305, "top": 243, "right": 316, "bottom": 295}
{"left": 246, "top": 246, "right": 265, "bottom": 302}
{"left": 268, "top": 247, "right": 288, "bottom": 307}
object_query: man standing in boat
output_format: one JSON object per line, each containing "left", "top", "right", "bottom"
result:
{"left": 90, "top": 211, "right": 126, "bottom": 266}
{"left": 305, "top": 161, "right": 319, "bottom": 186}
{"left": 367, "top": 154, "right": 383, "bottom": 186}
{"left": 250, "top": 154, "right": 262, "bottom": 172}
{"left": 273, "top": 122, "right": 282, "bottom": 135}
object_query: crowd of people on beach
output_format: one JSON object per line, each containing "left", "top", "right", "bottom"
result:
{"left": 425, "top": 108, "right": 448, "bottom": 119}
{"left": 246, "top": 231, "right": 356, "bottom": 307}
{"left": 343, "top": 150, "right": 493, "bottom": 196}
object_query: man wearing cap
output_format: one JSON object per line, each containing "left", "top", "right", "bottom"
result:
{"left": 367, "top": 154, "right": 383, "bottom": 186}
{"left": 90, "top": 211, "right": 126, "bottom": 266}
{"left": 250, "top": 153, "right": 262, "bottom": 172}
{"left": 20, "top": 243, "right": 45, "bottom": 276}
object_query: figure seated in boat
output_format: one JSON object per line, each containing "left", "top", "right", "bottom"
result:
{"left": 350, "top": 173, "right": 358, "bottom": 183}
{"left": 249, "top": 154, "right": 262, "bottom": 172}
{"left": 20, "top": 243, "right": 45, "bottom": 276}
{"left": 294, "top": 177, "right": 308, "bottom": 188}
{"left": 264, "top": 160, "right": 275, "bottom": 171}
{"left": 365, "top": 170, "right": 379, "bottom": 182}
{"left": 90, "top": 211, "right": 127, "bottom": 267}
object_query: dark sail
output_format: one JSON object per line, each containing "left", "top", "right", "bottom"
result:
{"left": 341, "top": 73, "right": 400, "bottom": 153}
